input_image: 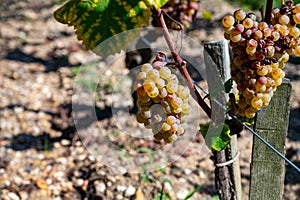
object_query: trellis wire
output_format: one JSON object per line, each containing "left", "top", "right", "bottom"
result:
{"left": 193, "top": 81, "right": 300, "bottom": 174}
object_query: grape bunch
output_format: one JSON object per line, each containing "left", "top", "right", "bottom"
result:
{"left": 159, "top": 0, "right": 200, "bottom": 29}
{"left": 222, "top": 0, "right": 300, "bottom": 118}
{"left": 134, "top": 62, "right": 191, "bottom": 143}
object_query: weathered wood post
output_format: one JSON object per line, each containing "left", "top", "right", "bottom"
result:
{"left": 249, "top": 79, "right": 292, "bottom": 200}
{"left": 204, "top": 40, "right": 242, "bottom": 200}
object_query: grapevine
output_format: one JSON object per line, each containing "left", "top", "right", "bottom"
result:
{"left": 222, "top": 0, "right": 300, "bottom": 118}
{"left": 52, "top": 0, "right": 300, "bottom": 199}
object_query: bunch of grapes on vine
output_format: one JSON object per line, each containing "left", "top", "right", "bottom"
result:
{"left": 222, "top": 0, "right": 300, "bottom": 118}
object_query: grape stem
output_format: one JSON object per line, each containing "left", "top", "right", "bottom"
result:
{"left": 264, "top": 0, "right": 273, "bottom": 24}
{"left": 152, "top": 8, "right": 212, "bottom": 118}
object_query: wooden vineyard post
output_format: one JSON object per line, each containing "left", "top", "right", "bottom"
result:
{"left": 249, "top": 79, "right": 292, "bottom": 200}
{"left": 204, "top": 40, "right": 242, "bottom": 200}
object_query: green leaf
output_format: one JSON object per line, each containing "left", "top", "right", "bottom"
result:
{"left": 202, "top": 10, "right": 213, "bottom": 21}
{"left": 143, "top": 0, "right": 169, "bottom": 9}
{"left": 138, "top": 147, "right": 155, "bottom": 154}
{"left": 200, "top": 123, "right": 231, "bottom": 151}
{"left": 54, "top": 0, "right": 151, "bottom": 55}
{"left": 183, "top": 184, "right": 203, "bottom": 200}
{"left": 224, "top": 78, "right": 233, "bottom": 93}
{"left": 212, "top": 195, "right": 220, "bottom": 200}
{"left": 199, "top": 123, "right": 210, "bottom": 138}
{"left": 203, "top": 78, "right": 232, "bottom": 100}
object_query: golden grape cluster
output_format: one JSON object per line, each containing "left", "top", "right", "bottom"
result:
{"left": 222, "top": 0, "right": 300, "bottom": 118}
{"left": 134, "top": 63, "right": 191, "bottom": 143}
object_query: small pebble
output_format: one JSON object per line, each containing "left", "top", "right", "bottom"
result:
{"left": 124, "top": 185, "right": 136, "bottom": 197}
{"left": 61, "top": 139, "right": 71, "bottom": 146}
{"left": 74, "top": 179, "right": 84, "bottom": 187}
{"left": 116, "top": 194, "right": 123, "bottom": 200}
{"left": 163, "top": 182, "right": 172, "bottom": 194}
{"left": 176, "top": 188, "right": 189, "bottom": 200}
{"left": 117, "top": 185, "right": 127, "bottom": 192}
{"left": 7, "top": 192, "right": 20, "bottom": 200}
{"left": 184, "top": 168, "right": 192, "bottom": 175}
{"left": 95, "top": 181, "right": 106, "bottom": 194}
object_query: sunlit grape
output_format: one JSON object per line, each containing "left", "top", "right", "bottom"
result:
{"left": 234, "top": 9, "right": 246, "bottom": 21}
{"left": 222, "top": 15, "right": 235, "bottom": 27}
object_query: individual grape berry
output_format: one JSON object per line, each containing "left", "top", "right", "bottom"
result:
{"left": 159, "top": 67, "right": 172, "bottom": 79}
{"left": 222, "top": 15, "right": 235, "bottom": 27}
{"left": 247, "top": 39, "right": 258, "bottom": 49}
{"left": 294, "top": 45, "right": 300, "bottom": 56}
{"left": 263, "top": 27, "right": 272, "bottom": 38}
{"left": 253, "top": 30, "right": 263, "bottom": 40}
{"left": 279, "top": 14, "right": 290, "bottom": 25}
{"left": 273, "top": 77, "right": 282, "bottom": 86}
{"left": 224, "top": 26, "right": 235, "bottom": 34}
{"left": 257, "top": 65, "right": 268, "bottom": 76}
{"left": 141, "top": 63, "right": 153, "bottom": 72}
{"left": 146, "top": 69, "right": 160, "bottom": 78}
{"left": 155, "top": 78, "right": 165, "bottom": 89}
{"left": 182, "top": 103, "right": 191, "bottom": 114}
{"left": 166, "top": 81, "right": 178, "bottom": 93}
{"left": 251, "top": 97, "right": 263, "bottom": 109}
{"left": 161, "top": 122, "right": 171, "bottom": 131}
{"left": 136, "top": 72, "right": 146, "bottom": 80}
{"left": 266, "top": 45, "right": 275, "bottom": 57}
{"left": 167, "top": 74, "right": 179, "bottom": 83}
{"left": 290, "top": 26, "right": 300, "bottom": 38}
{"left": 257, "top": 76, "right": 267, "bottom": 85}
{"left": 230, "top": 33, "right": 242, "bottom": 42}
{"left": 166, "top": 115, "right": 177, "bottom": 125}
{"left": 279, "top": 25, "right": 289, "bottom": 35}
{"left": 177, "top": 85, "right": 189, "bottom": 99}
{"left": 234, "top": 24, "right": 245, "bottom": 33}
{"left": 293, "top": 13, "right": 300, "bottom": 24}
{"left": 243, "top": 18, "right": 254, "bottom": 28}
{"left": 170, "top": 123, "right": 179, "bottom": 133}
{"left": 272, "top": 31, "right": 280, "bottom": 41}
{"left": 177, "top": 126, "right": 185, "bottom": 135}
{"left": 294, "top": 4, "right": 300, "bottom": 13}
{"left": 258, "top": 21, "right": 268, "bottom": 30}
{"left": 234, "top": 9, "right": 246, "bottom": 21}
{"left": 170, "top": 97, "right": 183, "bottom": 109}
{"left": 147, "top": 87, "right": 159, "bottom": 98}
{"left": 272, "top": 68, "right": 285, "bottom": 79}
{"left": 143, "top": 81, "right": 156, "bottom": 92}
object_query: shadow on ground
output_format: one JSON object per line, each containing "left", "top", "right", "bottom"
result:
{"left": 5, "top": 48, "right": 78, "bottom": 72}
{"left": 3, "top": 103, "right": 113, "bottom": 152}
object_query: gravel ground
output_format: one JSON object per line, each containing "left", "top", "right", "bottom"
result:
{"left": 0, "top": 0, "right": 299, "bottom": 200}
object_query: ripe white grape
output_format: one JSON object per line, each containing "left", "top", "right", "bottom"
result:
{"left": 159, "top": 67, "right": 172, "bottom": 79}
{"left": 234, "top": 9, "right": 246, "bottom": 21}
{"left": 141, "top": 63, "right": 153, "bottom": 72}
{"left": 279, "top": 14, "right": 290, "bottom": 25}
{"left": 293, "top": 13, "right": 300, "bottom": 24}
{"left": 222, "top": 15, "right": 235, "bottom": 27}
{"left": 166, "top": 81, "right": 178, "bottom": 93}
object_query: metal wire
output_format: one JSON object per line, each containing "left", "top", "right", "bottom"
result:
{"left": 193, "top": 80, "right": 300, "bottom": 173}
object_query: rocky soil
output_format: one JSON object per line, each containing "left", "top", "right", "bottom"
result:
{"left": 0, "top": 0, "right": 299, "bottom": 200}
